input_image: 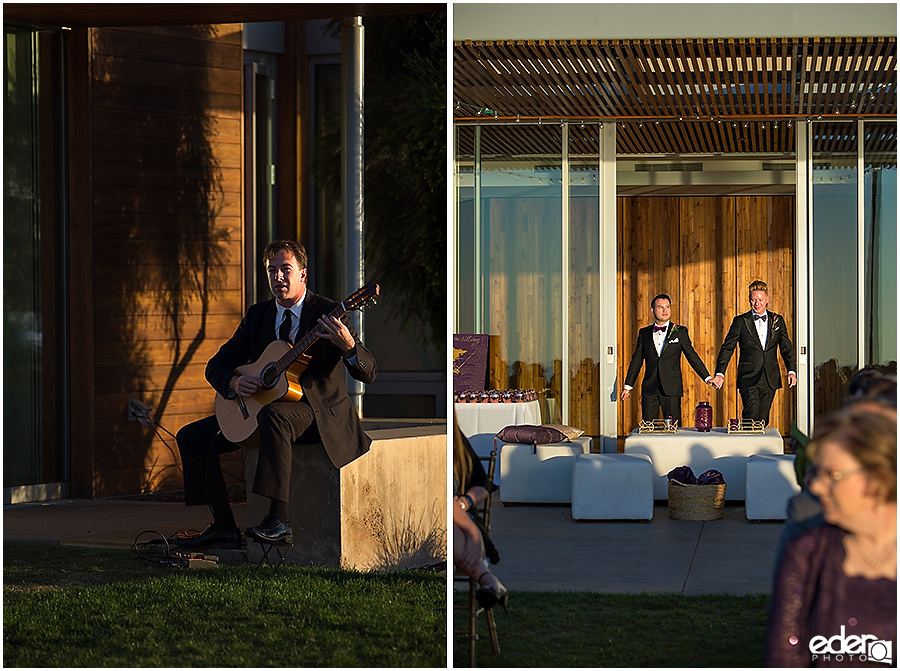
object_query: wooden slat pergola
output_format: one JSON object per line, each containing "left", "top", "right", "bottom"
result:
{"left": 454, "top": 36, "right": 897, "bottom": 157}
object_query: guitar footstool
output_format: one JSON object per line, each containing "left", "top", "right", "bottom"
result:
{"left": 571, "top": 453, "right": 653, "bottom": 520}
{"left": 252, "top": 537, "right": 294, "bottom": 569}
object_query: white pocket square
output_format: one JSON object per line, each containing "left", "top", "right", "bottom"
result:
{"left": 669, "top": 338, "right": 679, "bottom": 343}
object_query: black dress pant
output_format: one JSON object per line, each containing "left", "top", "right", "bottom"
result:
{"left": 641, "top": 391, "right": 682, "bottom": 424}
{"left": 176, "top": 398, "right": 318, "bottom": 507}
{"left": 739, "top": 383, "right": 777, "bottom": 425}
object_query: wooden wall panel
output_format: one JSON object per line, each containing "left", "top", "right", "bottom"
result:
{"left": 89, "top": 25, "right": 244, "bottom": 497}
{"left": 569, "top": 196, "right": 601, "bottom": 435}
{"left": 617, "top": 195, "right": 796, "bottom": 437}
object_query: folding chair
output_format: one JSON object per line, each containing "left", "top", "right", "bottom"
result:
{"left": 454, "top": 449, "right": 501, "bottom": 666}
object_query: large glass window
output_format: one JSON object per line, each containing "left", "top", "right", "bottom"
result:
{"left": 811, "top": 121, "right": 858, "bottom": 417}
{"left": 3, "top": 26, "right": 68, "bottom": 495}
{"left": 455, "top": 122, "right": 611, "bottom": 429}
{"left": 479, "top": 125, "right": 563, "bottom": 423}
{"left": 863, "top": 122, "right": 897, "bottom": 369}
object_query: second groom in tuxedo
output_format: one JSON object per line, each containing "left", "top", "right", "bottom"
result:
{"left": 622, "top": 294, "right": 713, "bottom": 423}
{"left": 712, "top": 280, "right": 797, "bottom": 425}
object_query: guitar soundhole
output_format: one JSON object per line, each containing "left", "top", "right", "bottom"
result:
{"left": 261, "top": 364, "right": 279, "bottom": 389}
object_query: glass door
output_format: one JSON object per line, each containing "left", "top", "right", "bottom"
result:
{"left": 3, "top": 26, "right": 69, "bottom": 501}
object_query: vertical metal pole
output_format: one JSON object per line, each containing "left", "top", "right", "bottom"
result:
{"left": 796, "top": 121, "right": 811, "bottom": 434}
{"left": 474, "top": 126, "right": 482, "bottom": 333}
{"left": 856, "top": 118, "right": 866, "bottom": 369}
{"left": 341, "top": 16, "right": 365, "bottom": 415}
{"left": 561, "top": 123, "right": 570, "bottom": 425}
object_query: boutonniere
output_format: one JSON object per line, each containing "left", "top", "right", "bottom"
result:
{"left": 670, "top": 324, "right": 680, "bottom": 334}
{"left": 772, "top": 315, "right": 782, "bottom": 331}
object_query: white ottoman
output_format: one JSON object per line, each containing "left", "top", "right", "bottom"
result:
{"left": 745, "top": 454, "right": 801, "bottom": 520}
{"left": 499, "top": 436, "right": 592, "bottom": 504}
{"left": 571, "top": 453, "right": 654, "bottom": 520}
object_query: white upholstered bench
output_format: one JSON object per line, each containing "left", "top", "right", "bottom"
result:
{"left": 498, "top": 436, "right": 592, "bottom": 504}
{"left": 571, "top": 453, "right": 654, "bottom": 520}
{"left": 745, "top": 453, "right": 801, "bottom": 520}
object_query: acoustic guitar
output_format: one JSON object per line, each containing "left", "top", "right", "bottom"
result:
{"left": 214, "top": 281, "right": 379, "bottom": 447}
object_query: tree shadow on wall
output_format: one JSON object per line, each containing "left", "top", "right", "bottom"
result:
{"left": 91, "top": 24, "right": 232, "bottom": 494}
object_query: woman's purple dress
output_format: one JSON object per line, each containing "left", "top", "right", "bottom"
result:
{"left": 766, "top": 523, "right": 897, "bottom": 667}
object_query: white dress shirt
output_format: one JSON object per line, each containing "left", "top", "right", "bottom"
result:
{"left": 275, "top": 290, "right": 306, "bottom": 343}
{"left": 753, "top": 310, "right": 768, "bottom": 348}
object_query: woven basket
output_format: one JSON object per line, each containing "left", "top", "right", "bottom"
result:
{"left": 667, "top": 479, "right": 726, "bottom": 521}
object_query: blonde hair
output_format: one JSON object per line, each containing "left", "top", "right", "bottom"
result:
{"left": 808, "top": 407, "right": 897, "bottom": 502}
{"left": 748, "top": 280, "right": 768, "bottom": 295}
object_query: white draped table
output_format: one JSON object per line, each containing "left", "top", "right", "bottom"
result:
{"left": 623, "top": 427, "right": 784, "bottom": 500}
{"left": 454, "top": 400, "right": 542, "bottom": 458}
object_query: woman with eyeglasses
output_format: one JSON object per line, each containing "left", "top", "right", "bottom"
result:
{"left": 766, "top": 407, "right": 896, "bottom": 667}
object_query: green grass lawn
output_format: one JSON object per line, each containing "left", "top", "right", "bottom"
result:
{"left": 4, "top": 542, "right": 446, "bottom": 668}
{"left": 453, "top": 589, "right": 771, "bottom": 667}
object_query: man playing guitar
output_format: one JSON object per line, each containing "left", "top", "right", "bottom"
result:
{"left": 175, "top": 239, "right": 377, "bottom": 549}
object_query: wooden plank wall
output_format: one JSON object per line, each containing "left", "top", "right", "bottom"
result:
{"left": 618, "top": 195, "right": 796, "bottom": 436}
{"left": 89, "top": 25, "right": 244, "bottom": 496}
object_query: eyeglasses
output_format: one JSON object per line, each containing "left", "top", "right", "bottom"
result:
{"left": 810, "top": 466, "right": 866, "bottom": 486}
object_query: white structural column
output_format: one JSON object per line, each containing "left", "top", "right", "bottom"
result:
{"left": 599, "top": 122, "right": 618, "bottom": 452}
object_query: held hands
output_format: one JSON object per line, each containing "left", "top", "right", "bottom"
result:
{"left": 710, "top": 374, "right": 725, "bottom": 390}
{"left": 317, "top": 315, "right": 356, "bottom": 355}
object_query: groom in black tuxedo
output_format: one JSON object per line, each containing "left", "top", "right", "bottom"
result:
{"left": 712, "top": 280, "right": 796, "bottom": 425}
{"left": 622, "top": 294, "right": 713, "bottom": 423}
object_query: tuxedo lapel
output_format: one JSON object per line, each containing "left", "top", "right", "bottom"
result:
{"left": 659, "top": 324, "right": 672, "bottom": 356}
{"left": 645, "top": 324, "right": 668, "bottom": 361}
{"left": 642, "top": 327, "right": 660, "bottom": 360}
{"left": 743, "top": 311, "right": 765, "bottom": 350}
{"left": 262, "top": 300, "right": 278, "bottom": 339}
{"left": 764, "top": 312, "right": 779, "bottom": 350}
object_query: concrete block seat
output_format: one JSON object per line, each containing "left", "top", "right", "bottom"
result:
{"left": 245, "top": 419, "right": 446, "bottom": 570}
{"left": 572, "top": 453, "right": 654, "bottom": 520}
{"left": 499, "top": 436, "right": 592, "bottom": 504}
{"left": 745, "top": 453, "right": 801, "bottom": 520}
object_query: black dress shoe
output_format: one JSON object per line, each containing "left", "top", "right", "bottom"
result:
{"left": 245, "top": 516, "right": 293, "bottom": 544}
{"left": 174, "top": 525, "right": 242, "bottom": 549}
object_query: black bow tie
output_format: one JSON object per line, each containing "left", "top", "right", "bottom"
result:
{"left": 754, "top": 314, "right": 767, "bottom": 322}
{"left": 654, "top": 325, "right": 667, "bottom": 333}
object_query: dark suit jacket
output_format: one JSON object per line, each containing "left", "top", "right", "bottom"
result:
{"left": 206, "top": 290, "right": 377, "bottom": 468}
{"left": 715, "top": 310, "right": 796, "bottom": 390}
{"left": 624, "top": 323, "right": 710, "bottom": 397}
